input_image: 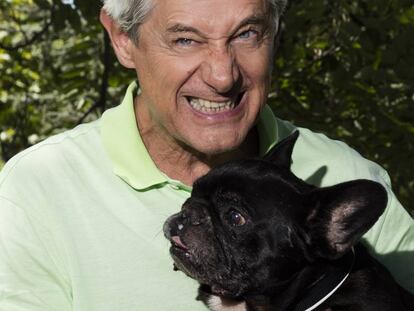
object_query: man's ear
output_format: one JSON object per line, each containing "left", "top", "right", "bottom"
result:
{"left": 99, "top": 9, "right": 136, "bottom": 69}
{"left": 305, "top": 179, "right": 388, "bottom": 260}
{"left": 263, "top": 131, "right": 299, "bottom": 169}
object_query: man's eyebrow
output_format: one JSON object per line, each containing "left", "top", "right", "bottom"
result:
{"left": 166, "top": 15, "right": 270, "bottom": 37}
{"left": 166, "top": 24, "right": 205, "bottom": 37}
{"left": 236, "top": 15, "right": 269, "bottom": 30}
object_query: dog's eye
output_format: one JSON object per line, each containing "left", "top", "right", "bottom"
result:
{"left": 227, "top": 210, "right": 246, "bottom": 227}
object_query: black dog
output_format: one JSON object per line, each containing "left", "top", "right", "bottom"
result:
{"left": 164, "top": 132, "right": 414, "bottom": 311}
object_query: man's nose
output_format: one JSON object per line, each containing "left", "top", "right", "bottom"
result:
{"left": 200, "top": 47, "right": 240, "bottom": 94}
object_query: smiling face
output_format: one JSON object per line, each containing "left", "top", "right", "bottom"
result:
{"left": 128, "top": 0, "right": 276, "bottom": 155}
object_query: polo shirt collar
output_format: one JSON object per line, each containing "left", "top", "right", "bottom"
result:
{"left": 101, "top": 82, "right": 280, "bottom": 191}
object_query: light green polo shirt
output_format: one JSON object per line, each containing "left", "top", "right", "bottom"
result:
{"left": 0, "top": 82, "right": 413, "bottom": 311}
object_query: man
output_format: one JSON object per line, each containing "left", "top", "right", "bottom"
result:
{"left": 0, "top": 0, "right": 412, "bottom": 310}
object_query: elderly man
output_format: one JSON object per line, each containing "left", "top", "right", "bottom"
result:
{"left": 0, "top": 0, "right": 413, "bottom": 310}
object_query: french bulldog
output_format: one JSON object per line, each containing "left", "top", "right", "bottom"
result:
{"left": 163, "top": 131, "right": 414, "bottom": 311}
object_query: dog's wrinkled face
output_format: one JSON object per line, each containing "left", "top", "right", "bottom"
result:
{"left": 164, "top": 161, "right": 309, "bottom": 297}
{"left": 163, "top": 132, "right": 387, "bottom": 298}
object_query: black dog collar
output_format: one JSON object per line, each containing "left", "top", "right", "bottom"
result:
{"left": 292, "top": 248, "right": 356, "bottom": 311}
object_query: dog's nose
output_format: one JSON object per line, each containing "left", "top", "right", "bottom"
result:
{"left": 163, "top": 213, "right": 183, "bottom": 239}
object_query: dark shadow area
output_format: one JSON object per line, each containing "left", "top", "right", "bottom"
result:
{"left": 304, "top": 166, "right": 328, "bottom": 187}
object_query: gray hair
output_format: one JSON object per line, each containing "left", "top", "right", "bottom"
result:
{"left": 102, "top": 0, "right": 288, "bottom": 43}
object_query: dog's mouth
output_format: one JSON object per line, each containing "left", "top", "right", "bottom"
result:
{"left": 164, "top": 211, "right": 231, "bottom": 286}
{"left": 170, "top": 235, "right": 189, "bottom": 252}
{"left": 166, "top": 222, "right": 248, "bottom": 297}
{"left": 168, "top": 234, "right": 200, "bottom": 278}
{"left": 169, "top": 234, "right": 193, "bottom": 263}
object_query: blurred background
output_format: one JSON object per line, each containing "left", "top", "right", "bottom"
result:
{"left": 0, "top": 0, "right": 413, "bottom": 213}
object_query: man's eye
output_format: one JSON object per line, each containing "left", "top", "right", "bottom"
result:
{"left": 227, "top": 210, "right": 246, "bottom": 227}
{"left": 174, "top": 38, "right": 195, "bottom": 46}
{"left": 237, "top": 29, "right": 258, "bottom": 40}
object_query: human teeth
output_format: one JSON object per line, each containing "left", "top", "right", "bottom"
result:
{"left": 189, "top": 98, "right": 236, "bottom": 113}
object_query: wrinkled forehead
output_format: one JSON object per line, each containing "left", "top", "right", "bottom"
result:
{"left": 148, "top": 0, "right": 271, "bottom": 37}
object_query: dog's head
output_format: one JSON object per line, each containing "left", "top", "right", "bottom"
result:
{"left": 163, "top": 132, "right": 387, "bottom": 298}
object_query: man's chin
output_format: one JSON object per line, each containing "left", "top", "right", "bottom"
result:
{"left": 198, "top": 145, "right": 239, "bottom": 158}
{"left": 184, "top": 136, "right": 247, "bottom": 157}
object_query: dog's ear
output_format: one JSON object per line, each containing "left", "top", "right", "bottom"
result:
{"left": 305, "top": 180, "right": 387, "bottom": 259}
{"left": 263, "top": 131, "right": 299, "bottom": 169}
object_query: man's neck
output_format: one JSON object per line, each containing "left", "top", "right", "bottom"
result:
{"left": 135, "top": 99, "right": 259, "bottom": 186}
{"left": 141, "top": 128, "right": 259, "bottom": 186}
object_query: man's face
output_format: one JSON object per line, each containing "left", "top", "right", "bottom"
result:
{"left": 130, "top": 0, "right": 275, "bottom": 155}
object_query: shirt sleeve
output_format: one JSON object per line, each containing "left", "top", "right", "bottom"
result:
{"left": 291, "top": 127, "right": 414, "bottom": 294}
{"left": 0, "top": 196, "right": 72, "bottom": 311}
{"left": 361, "top": 168, "right": 414, "bottom": 294}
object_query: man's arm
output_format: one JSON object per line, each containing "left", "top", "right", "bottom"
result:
{"left": 285, "top": 123, "right": 414, "bottom": 293}
{"left": 0, "top": 196, "right": 72, "bottom": 310}
{"left": 362, "top": 168, "right": 414, "bottom": 293}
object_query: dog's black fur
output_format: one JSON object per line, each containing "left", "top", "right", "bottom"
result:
{"left": 164, "top": 132, "right": 414, "bottom": 311}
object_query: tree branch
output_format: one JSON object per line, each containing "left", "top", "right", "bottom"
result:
{"left": 0, "top": 4, "right": 55, "bottom": 51}
{"left": 77, "top": 30, "right": 111, "bottom": 124}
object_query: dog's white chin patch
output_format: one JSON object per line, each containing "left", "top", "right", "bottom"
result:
{"left": 207, "top": 295, "right": 247, "bottom": 311}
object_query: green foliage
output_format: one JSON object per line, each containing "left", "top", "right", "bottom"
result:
{"left": 0, "top": 0, "right": 134, "bottom": 159}
{"left": 270, "top": 0, "right": 414, "bottom": 214}
{"left": 0, "top": 0, "right": 413, "bottom": 213}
